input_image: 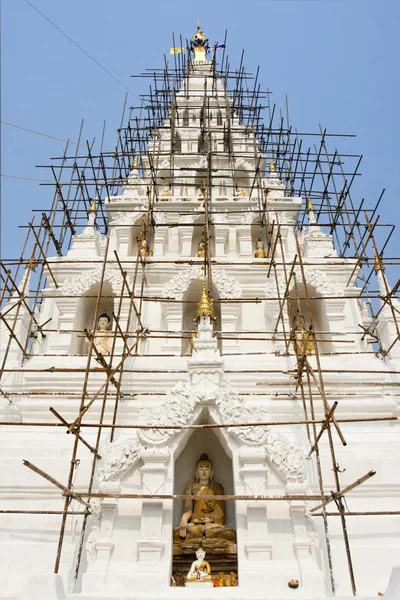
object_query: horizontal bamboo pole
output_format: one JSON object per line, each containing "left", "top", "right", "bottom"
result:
{"left": 0, "top": 416, "right": 397, "bottom": 430}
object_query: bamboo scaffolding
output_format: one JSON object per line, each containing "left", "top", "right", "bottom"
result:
{"left": 1, "top": 44, "right": 399, "bottom": 598}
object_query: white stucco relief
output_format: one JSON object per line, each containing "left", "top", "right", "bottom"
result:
{"left": 265, "top": 266, "right": 344, "bottom": 298}
{"left": 97, "top": 377, "right": 306, "bottom": 486}
{"left": 162, "top": 266, "right": 242, "bottom": 299}
{"left": 62, "top": 266, "right": 128, "bottom": 296}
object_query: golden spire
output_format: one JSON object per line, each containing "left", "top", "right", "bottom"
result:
{"left": 269, "top": 159, "right": 276, "bottom": 172}
{"left": 196, "top": 275, "right": 215, "bottom": 321}
{"left": 132, "top": 155, "right": 139, "bottom": 169}
{"left": 306, "top": 197, "right": 314, "bottom": 212}
{"left": 89, "top": 197, "right": 97, "bottom": 212}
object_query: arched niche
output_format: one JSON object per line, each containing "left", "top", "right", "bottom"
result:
{"left": 235, "top": 168, "right": 250, "bottom": 197}
{"left": 181, "top": 278, "right": 221, "bottom": 355}
{"left": 172, "top": 132, "right": 182, "bottom": 153}
{"left": 71, "top": 281, "right": 115, "bottom": 355}
{"left": 173, "top": 427, "right": 236, "bottom": 530}
{"left": 182, "top": 108, "right": 189, "bottom": 127}
{"left": 288, "top": 284, "right": 332, "bottom": 354}
{"left": 128, "top": 215, "right": 148, "bottom": 256}
{"left": 190, "top": 215, "right": 215, "bottom": 258}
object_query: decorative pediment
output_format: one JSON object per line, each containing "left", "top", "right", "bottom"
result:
{"left": 162, "top": 266, "right": 242, "bottom": 299}
{"left": 235, "top": 157, "right": 254, "bottom": 171}
{"left": 98, "top": 376, "right": 306, "bottom": 486}
{"left": 62, "top": 266, "right": 128, "bottom": 296}
{"left": 265, "top": 266, "right": 343, "bottom": 298}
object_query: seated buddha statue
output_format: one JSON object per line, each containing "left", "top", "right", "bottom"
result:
{"left": 195, "top": 239, "right": 206, "bottom": 258}
{"left": 139, "top": 239, "right": 153, "bottom": 258}
{"left": 88, "top": 313, "right": 113, "bottom": 356}
{"left": 291, "top": 310, "right": 315, "bottom": 356}
{"left": 173, "top": 454, "right": 236, "bottom": 553}
{"left": 185, "top": 548, "right": 212, "bottom": 583}
{"left": 254, "top": 238, "right": 268, "bottom": 258}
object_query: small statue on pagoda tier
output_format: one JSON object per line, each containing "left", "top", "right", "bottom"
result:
{"left": 139, "top": 239, "right": 153, "bottom": 258}
{"left": 195, "top": 239, "right": 206, "bottom": 258}
{"left": 291, "top": 310, "right": 315, "bottom": 356}
{"left": 88, "top": 312, "right": 113, "bottom": 356}
{"left": 254, "top": 238, "right": 268, "bottom": 258}
{"left": 235, "top": 186, "right": 247, "bottom": 197}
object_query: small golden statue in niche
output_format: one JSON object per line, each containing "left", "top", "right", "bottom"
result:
{"left": 254, "top": 238, "right": 268, "bottom": 258}
{"left": 139, "top": 239, "right": 153, "bottom": 258}
{"left": 195, "top": 238, "right": 206, "bottom": 258}
{"left": 88, "top": 312, "right": 113, "bottom": 356}
{"left": 291, "top": 310, "right": 315, "bottom": 356}
{"left": 173, "top": 454, "right": 236, "bottom": 554}
{"left": 161, "top": 186, "right": 172, "bottom": 198}
{"left": 235, "top": 186, "right": 247, "bottom": 197}
{"left": 185, "top": 548, "right": 212, "bottom": 584}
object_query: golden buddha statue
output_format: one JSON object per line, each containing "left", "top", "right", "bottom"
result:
{"left": 174, "top": 454, "right": 236, "bottom": 553}
{"left": 291, "top": 310, "right": 315, "bottom": 356}
{"left": 88, "top": 313, "right": 113, "bottom": 356}
{"left": 254, "top": 238, "right": 268, "bottom": 258}
{"left": 185, "top": 548, "right": 212, "bottom": 583}
{"left": 235, "top": 186, "right": 247, "bottom": 197}
{"left": 161, "top": 187, "right": 172, "bottom": 198}
{"left": 139, "top": 239, "right": 153, "bottom": 258}
{"left": 195, "top": 239, "right": 206, "bottom": 258}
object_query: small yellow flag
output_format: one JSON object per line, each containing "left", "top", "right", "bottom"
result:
{"left": 170, "top": 47, "right": 184, "bottom": 55}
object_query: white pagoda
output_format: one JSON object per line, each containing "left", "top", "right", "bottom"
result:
{"left": 1, "top": 25, "right": 399, "bottom": 600}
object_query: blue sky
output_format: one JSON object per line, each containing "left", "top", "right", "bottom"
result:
{"left": 2, "top": 0, "right": 399, "bottom": 275}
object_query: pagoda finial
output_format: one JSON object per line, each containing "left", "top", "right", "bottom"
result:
{"left": 191, "top": 23, "right": 209, "bottom": 62}
{"left": 88, "top": 196, "right": 97, "bottom": 227}
{"left": 306, "top": 197, "right": 314, "bottom": 212}
{"left": 196, "top": 271, "right": 215, "bottom": 322}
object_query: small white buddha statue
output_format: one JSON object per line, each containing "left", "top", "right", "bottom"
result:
{"left": 186, "top": 548, "right": 212, "bottom": 583}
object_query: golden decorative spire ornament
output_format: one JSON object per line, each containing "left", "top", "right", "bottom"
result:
{"left": 306, "top": 197, "right": 314, "bottom": 212}
{"left": 269, "top": 159, "right": 276, "bottom": 172}
{"left": 132, "top": 155, "right": 139, "bottom": 169}
{"left": 196, "top": 275, "right": 215, "bottom": 321}
{"left": 191, "top": 24, "right": 209, "bottom": 62}
{"left": 374, "top": 251, "right": 384, "bottom": 272}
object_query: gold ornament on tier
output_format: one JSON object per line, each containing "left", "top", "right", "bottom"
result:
{"left": 374, "top": 251, "right": 383, "bottom": 272}
{"left": 269, "top": 159, "right": 276, "bottom": 172}
{"left": 306, "top": 196, "right": 314, "bottom": 211}
{"left": 173, "top": 454, "right": 236, "bottom": 555}
{"left": 88, "top": 312, "right": 113, "bottom": 356}
{"left": 254, "top": 238, "right": 268, "bottom": 258}
{"left": 196, "top": 277, "right": 215, "bottom": 322}
{"left": 185, "top": 548, "right": 212, "bottom": 583}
